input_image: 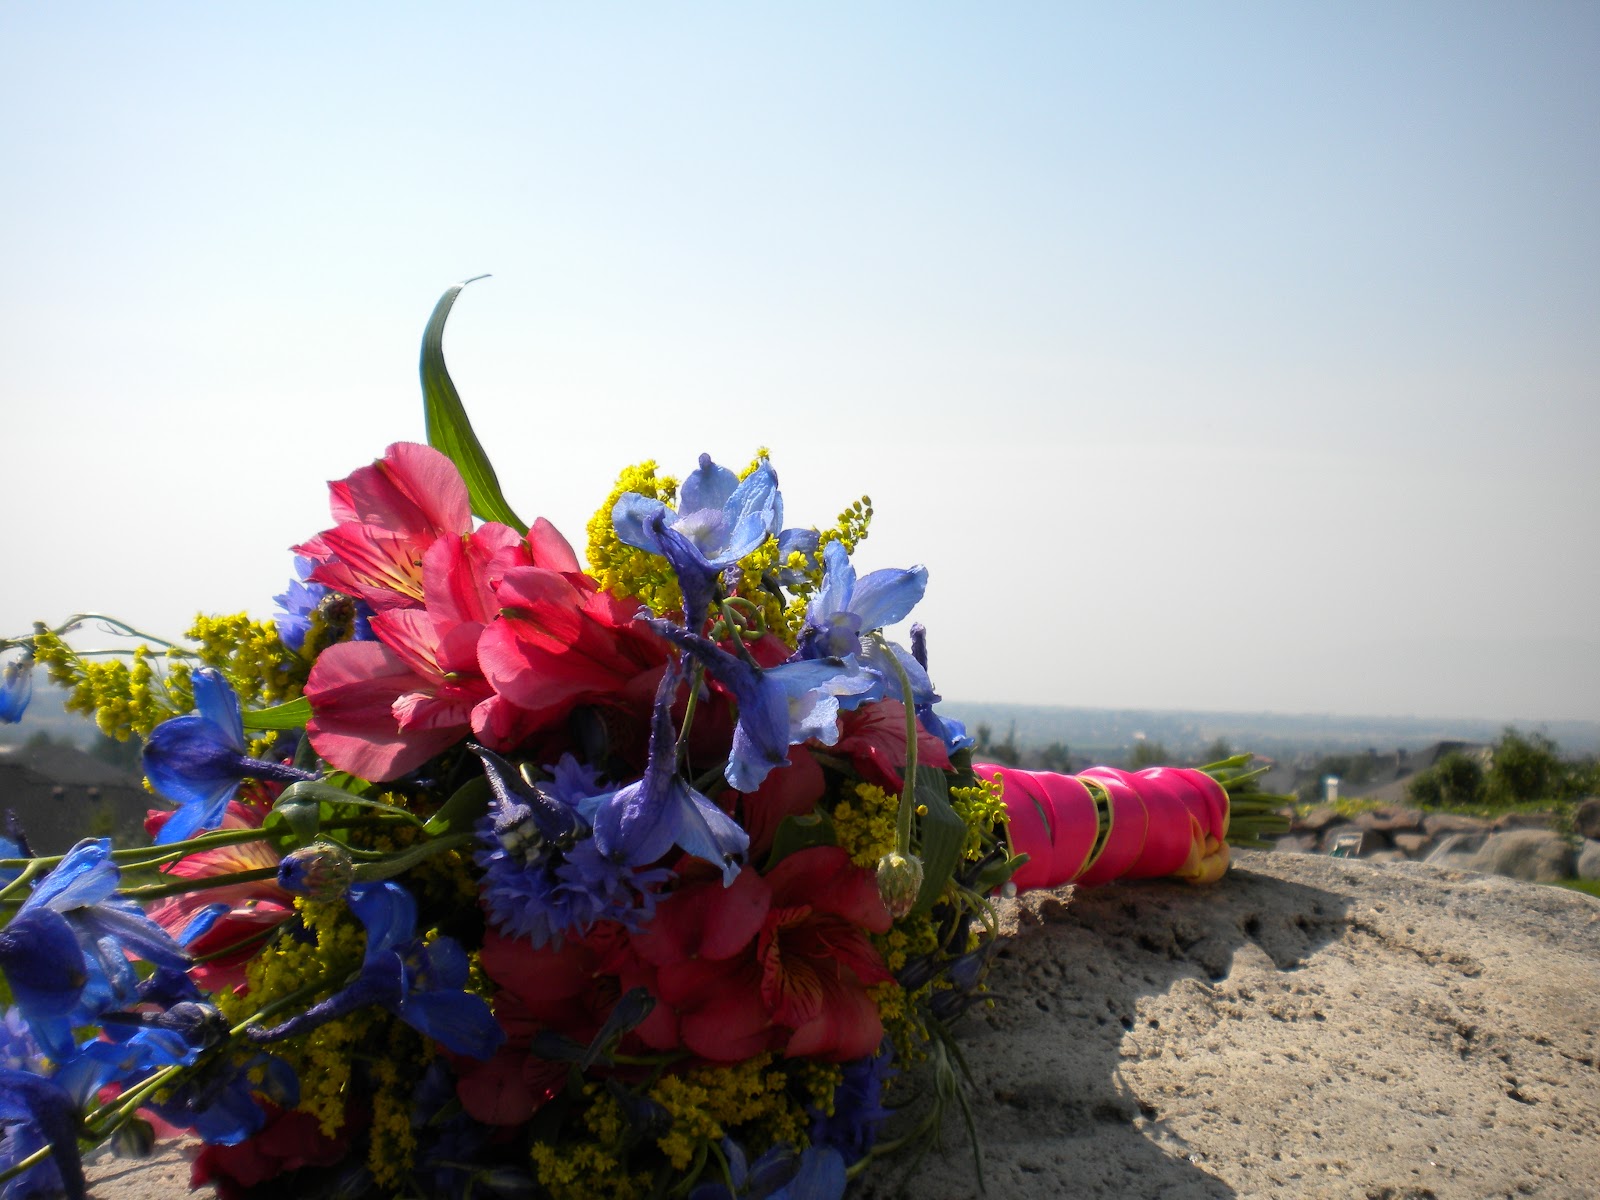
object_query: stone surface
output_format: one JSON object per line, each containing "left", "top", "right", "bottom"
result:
{"left": 1470, "top": 829, "right": 1575, "bottom": 883}
{"left": 1355, "top": 806, "right": 1424, "bottom": 833}
{"left": 1571, "top": 797, "right": 1600, "bottom": 841}
{"left": 858, "top": 851, "right": 1600, "bottom": 1200}
{"left": 1422, "top": 812, "right": 1492, "bottom": 837}
{"left": 1576, "top": 839, "right": 1600, "bottom": 882}
{"left": 94, "top": 853, "right": 1600, "bottom": 1200}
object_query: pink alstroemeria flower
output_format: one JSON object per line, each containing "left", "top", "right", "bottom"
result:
{"left": 294, "top": 442, "right": 473, "bottom": 611}
{"left": 145, "top": 803, "right": 292, "bottom": 993}
{"left": 305, "top": 514, "right": 583, "bottom": 780}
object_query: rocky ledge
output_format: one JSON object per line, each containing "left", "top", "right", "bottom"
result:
{"left": 92, "top": 852, "right": 1600, "bottom": 1200}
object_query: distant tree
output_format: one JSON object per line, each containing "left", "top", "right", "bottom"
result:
{"left": 1200, "top": 738, "right": 1234, "bottom": 765}
{"left": 1407, "top": 752, "right": 1487, "bottom": 809}
{"left": 23, "top": 730, "right": 58, "bottom": 751}
{"left": 1128, "top": 740, "right": 1169, "bottom": 768}
{"left": 1486, "top": 728, "right": 1565, "bottom": 805}
{"left": 973, "top": 724, "right": 992, "bottom": 755}
{"left": 1036, "top": 740, "right": 1072, "bottom": 773}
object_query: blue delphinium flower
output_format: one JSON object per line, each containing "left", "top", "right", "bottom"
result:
{"left": 810, "top": 1042, "right": 896, "bottom": 1166}
{"left": 248, "top": 882, "right": 504, "bottom": 1060}
{"left": 473, "top": 748, "right": 670, "bottom": 947}
{"left": 687, "top": 1138, "right": 847, "bottom": 1200}
{"left": 799, "top": 540, "right": 935, "bottom": 709}
{"left": 142, "top": 667, "right": 318, "bottom": 844}
{"left": 645, "top": 619, "right": 876, "bottom": 793}
{"left": 909, "top": 624, "right": 974, "bottom": 755}
{"left": 0, "top": 1068, "right": 85, "bottom": 1200}
{"left": 0, "top": 649, "right": 32, "bottom": 725}
{"left": 799, "top": 540, "right": 927, "bottom": 661}
{"left": 0, "top": 839, "right": 190, "bottom": 1061}
{"left": 612, "top": 454, "right": 783, "bottom": 624}
{"left": 584, "top": 660, "right": 752, "bottom": 884}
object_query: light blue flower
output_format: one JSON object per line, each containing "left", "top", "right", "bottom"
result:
{"left": 646, "top": 619, "right": 876, "bottom": 793}
{"left": 142, "top": 668, "right": 317, "bottom": 844}
{"left": 0, "top": 649, "right": 32, "bottom": 725}
{"left": 612, "top": 454, "right": 783, "bottom": 623}
{"left": 800, "top": 541, "right": 927, "bottom": 660}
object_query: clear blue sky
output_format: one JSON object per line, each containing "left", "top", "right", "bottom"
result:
{"left": 3, "top": 3, "right": 1596, "bottom": 722}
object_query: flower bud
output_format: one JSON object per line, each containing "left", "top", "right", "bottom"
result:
{"left": 875, "top": 851, "right": 924, "bottom": 920}
{"left": 277, "top": 841, "right": 355, "bottom": 900}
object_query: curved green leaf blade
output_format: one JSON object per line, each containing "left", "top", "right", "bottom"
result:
{"left": 241, "top": 697, "right": 311, "bottom": 731}
{"left": 420, "top": 276, "right": 527, "bottom": 532}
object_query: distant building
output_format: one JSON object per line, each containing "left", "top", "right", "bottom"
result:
{"left": 0, "top": 743, "right": 154, "bottom": 853}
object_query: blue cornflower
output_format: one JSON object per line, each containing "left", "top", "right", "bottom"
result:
{"left": 472, "top": 748, "right": 669, "bottom": 947}
{"left": 585, "top": 660, "right": 752, "bottom": 884}
{"left": 645, "top": 619, "right": 876, "bottom": 793}
{"left": 272, "top": 556, "right": 327, "bottom": 653}
{"left": 0, "top": 839, "right": 189, "bottom": 1061}
{"left": 0, "top": 649, "right": 32, "bottom": 725}
{"left": 272, "top": 556, "right": 375, "bottom": 652}
{"left": 612, "top": 454, "right": 783, "bottom": 624}
{"left": 248, "top": 882, "right": 504, "bottom": 1060}
{"left": 143, "top": 667, "right": 318, "bottom": 844}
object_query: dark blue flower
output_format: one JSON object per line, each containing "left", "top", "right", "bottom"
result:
{"left": 908, "top": 624, "right": 974, "bottom": 754}
{"left": 584, "top": 660, "right": 751, "bottom": 884}
{"left": 0, "top": 840, "right": 189, "bottom": 1061}
{"left": 0, "top": 1068, "right": 84, "bottom": 1200}
{"left": 645, "top": 619, "right": 875, "bottom": 793}
{"left": 473, "top": 749, "right": 669, "bottom": 947}
{"left": 0, "top": 650, "right": 32, "bottom": 725}
{"left": 612, "top": 454, "right": 783, "bottom": 624}
{"left": 687, "top": 1140, "right": 847, "bottom": 1200}
{"left": 248, "top": 882, "right": 503, "bottom": 1060}
{"left": 810, "top": 1043, "right": 896, "bottom": 1165}
{"left": 143, "top": 668, "right": 318, "bottom": 845}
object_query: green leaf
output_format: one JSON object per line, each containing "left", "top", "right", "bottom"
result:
{"left": 763, "top": 811, "right": 837, "bottom": 870}
{"left": 420, "top": 277, "right": 526, "bottom": 532}
{"left": 241, "top": 697, "right": 311, "bottom": 731}
{"left": 910, "top": 765, "right": 966, "bottom": 917}
{"left": 423, "top": 777, "right": 491, "bottom": 836}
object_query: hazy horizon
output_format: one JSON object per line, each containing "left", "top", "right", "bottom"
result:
{"left": 3, "top": 4, "right": 1596, "bottom": 723}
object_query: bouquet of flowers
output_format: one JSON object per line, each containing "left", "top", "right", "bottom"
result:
{"left": 0, "top": 283, "right": 1286, "bottom": 1200}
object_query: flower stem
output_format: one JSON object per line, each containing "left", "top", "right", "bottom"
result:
{"left": 872, "top": 633, "right": 920, "bottom": 855}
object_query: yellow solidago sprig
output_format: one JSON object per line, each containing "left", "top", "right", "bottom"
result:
{"left": 586, "top": 459, "right": 682, "bottom": 614}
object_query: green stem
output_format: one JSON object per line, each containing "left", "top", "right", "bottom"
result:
{"left": 675, "top": 659, "right": 704, "bottom": 761}
{"left": 116, "top": 866, "right": 281, "bottom": 902}
{"left": 48, "top": 613, "right": 192, "bottom": 653}
{"left": 0, "top": 1145, "right": 53, "bottom": 1189}
{"left": 872, "top": 633, "right": 920, "bottom": 855}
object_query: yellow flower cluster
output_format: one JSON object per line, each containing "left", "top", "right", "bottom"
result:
{"left": 31, "top": 632, "right": 189, "bottom": 741}
{"left": 830, "top": 783, "right": 900, "bottom": 868}
{"left": 584, "top": 459, "right": 682, "bottom": 613}
{"left": 531, "top": 1140, "right": 650, "bottom": 1200}
{"left": 366, "top": 1054, "right": 418, "bottom": 1189}
{"left": 216, "top": 898, "right": 369, "bottom": 1138}
{"left": 649, "top": 1055, "right": 809, "bottom": 1172}
{"left": 185, "top": 612, "right": 302, "bottom": 706}
{"left": 949, "top": 775, "right": 1008, "bottom": 862}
